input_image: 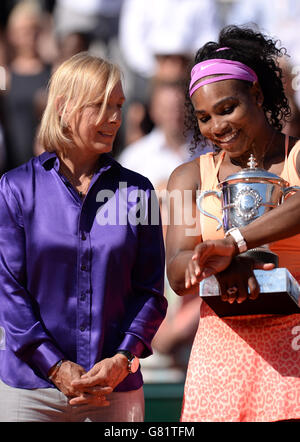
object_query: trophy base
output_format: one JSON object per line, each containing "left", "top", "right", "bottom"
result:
{"left": 199, "top": 268, "right": 300, "bottom": 317}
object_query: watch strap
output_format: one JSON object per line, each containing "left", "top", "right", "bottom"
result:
{"left": 117, "top": 350, "right": 134, "bottom": 360}
{"left": 117, "top": 350, "right": 139, "bottom": 374}
{"left": 225, "top": 227, "right": 247, "bottom": 253}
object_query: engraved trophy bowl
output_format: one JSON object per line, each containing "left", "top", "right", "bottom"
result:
{"left": 197, "top": 155, "right": 300, "bottom": 316}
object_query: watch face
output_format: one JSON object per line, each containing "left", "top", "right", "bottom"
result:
{"left": 129, "top": 356, "right": 140, "bottom": 374}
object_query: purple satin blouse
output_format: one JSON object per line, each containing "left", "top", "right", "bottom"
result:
{"left": 0, "top": 152, "right": 167, "bottom": 390}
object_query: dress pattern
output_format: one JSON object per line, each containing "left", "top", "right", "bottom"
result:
{"left": 182, "top": 304, "right": 300, "bottom": 421}
{"left": 181, "top": 140, "right": 300, "bottom": 422}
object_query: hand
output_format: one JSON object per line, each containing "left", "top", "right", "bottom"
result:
{"left": 216, "top": 255, "right": 274, "bottom": 304}
{"left": 50, "top": 360, "right": 112, "bottom": 406}
{"left": 185, "top": 239, "right": 236, "bottom": 288}
{"left": 50, "top": 360, "right": 87, "bottom": 398}
{"left": 69, "top": 354, "right": 129, "bottom": 406}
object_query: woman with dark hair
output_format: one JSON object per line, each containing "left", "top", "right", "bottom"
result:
{"left": 185, "top": 25, "right": 291, "bottom": 153}
{"left": 166, "top": 26, "right": 300, "bottom": 421}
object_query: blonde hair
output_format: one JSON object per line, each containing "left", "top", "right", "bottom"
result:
{"left": 38, "top": 52, "right": 122, "bottom": 154}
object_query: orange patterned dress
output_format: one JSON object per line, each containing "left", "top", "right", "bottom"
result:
{"left": 181, "top": 139, "right": 300, "bottom": 422}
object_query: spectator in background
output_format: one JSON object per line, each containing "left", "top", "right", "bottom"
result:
{"left": 227, "top": 0, "right": 300, "bottom": 138}
{"left": 53, "top": 0, "right": 123, "bottom": 60}
{"left": 118, "top": 80, "right": 192, "bottom": 188}
{"left": 117, "top": 0, "right": 219, "bottom": 159}
{"left": 119, "top": 0, "right": 219, "bottom": 102}
{"left": 55, "top": 32, "right": 91, "bottom": 65}
{"left": 3, "top": 0, "right": 51, "bottom": 169}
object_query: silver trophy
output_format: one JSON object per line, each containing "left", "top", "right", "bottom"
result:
{"left": 198, "top": 155, "right": 300, "bottom": 316}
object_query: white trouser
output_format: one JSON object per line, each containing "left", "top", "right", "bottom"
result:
{"left": 0, "top": 379, "right": 144, "bottom": 422}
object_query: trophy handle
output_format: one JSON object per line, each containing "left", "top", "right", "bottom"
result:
{"left": 197, "top": 190, "right": 223, "bottom": 231}
{"left": 282, "top": 186, "right": 300, "bottom": 198}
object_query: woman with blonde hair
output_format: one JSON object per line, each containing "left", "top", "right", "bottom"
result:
{"left": 0, "top": 52, "right": 167, "bottom": 422}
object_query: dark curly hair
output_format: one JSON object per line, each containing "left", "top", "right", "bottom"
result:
{"left": 186, "top": 25, "right": 291, "bottom": 152}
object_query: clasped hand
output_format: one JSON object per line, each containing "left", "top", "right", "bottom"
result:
{"left": 185, "top": 240, "right": 275, "bottom": 304}
{"left": 51, "top": 354, "right": 129, "bottom": 406}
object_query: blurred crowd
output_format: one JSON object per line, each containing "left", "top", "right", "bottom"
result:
{"left": 1, "top": 0, "right": 300, "bottom": 383}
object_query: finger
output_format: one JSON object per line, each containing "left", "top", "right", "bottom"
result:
{"left": 217, "top": 278, "right": 228, "bottom": 302}
{"left": 191, "top": 263, "right": 212, "bottom": 280}
{"left": 217, "top": 273, "right": 238, "bottom": 303}
{"left": 220, "top": 292, "right": 228, "bottom": 302}
{"left": 236, "top": 282, "right": 249, "bottom": 304}
{"left": 71, "top": 377, "right": 98, "bottom": 388}
{"left": 248, "top": 275, "right": 260, "bottom": 300}
{"left": 232, "top": 275, "right": 250, "bottom": 304}
{"left": 200, "top": 267, "right": 214, "bottom": 279}
{"left": 193, "top": 260, "right": 201, "bottom": 278}
{"left": 69, "top": 393, "right": 110, "bottom": 407}
{"left": 191, "top": 246, "right": 202, "bottom": 261}
{"left": 82, "top": 386, "right": 113, "bottom": 395}
{"left": 193, "top": 242, "right": 214, "bottom": 263}
{"left": 185, "top": 267, "right": 191, "bottom": 289}
{"left": 189, "top": 260, "right": 200, "bottom": 285}
{"left": 72, "top": 376, "right": 111, "bottom": 389}
{"left": 227, "top": 285, "right": 238, "bottom": 304}
{"left": 80, "top": 364, "right": 101, "bottom": 379}
{"left": 185, "top": 260, "right": 199, "bottom": 287}
{"left": 253, "top": 262, "right": 275, "bottom": 270}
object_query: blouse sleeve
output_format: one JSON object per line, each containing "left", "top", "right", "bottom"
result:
{"left": 0, "top": 174, "right": 64, "bottom": 378}
{"left": 117, "top": 183, "right": 168, "bottom": 358}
